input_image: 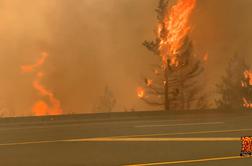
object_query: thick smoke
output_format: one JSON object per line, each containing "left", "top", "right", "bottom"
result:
{"left": 0, "top": 0, "right": 251, "bottom": 116}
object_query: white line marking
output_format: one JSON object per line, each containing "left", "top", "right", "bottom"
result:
{"left": 124, "top": 156, "right": 248, "bottom": 166}
{"left": 0, "top": 137, "right": 240, "bottom": 146}
{"left": 110, "top": 128, "right": 252, "bottom": 138}
{"left": 0, "top": 119, "right": 184, "bottom": 131}
{"left": 135, "top": 122, "right": 224, "bottom": 128}
{"left": 68, "top": 137, "right": 240, "bottom": 142}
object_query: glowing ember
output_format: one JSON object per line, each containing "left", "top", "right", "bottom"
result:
{"left": 244, "top": 70, "right": 252, "bottom": 85}
{"left": 158, "top": 0, "right": 196, "bottom": 68}
{"left": 243, "top": 98, "right": 252, "bottom": 108}
{"left": 145, "top": 79, "right": 153, "bottom": 87}
{"left": 203, "top": 53, "right": 209, "bottom": 62}
{"left": 21, "top": 52, "right": 63, "bottom": 116}
{"left": 241, "top": 81, "right": 246, "bottom": 88}
{"left": 137, "top": 87, "right": 145, "bottom": 98}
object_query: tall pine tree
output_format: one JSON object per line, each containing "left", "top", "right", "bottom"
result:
{"left": 138, "top": 0, "right": 207, "bottom": 111}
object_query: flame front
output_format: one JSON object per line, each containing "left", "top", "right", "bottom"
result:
{"left": 158, "top": 0, "right": 196, "bottom": 68}
{"left": 21, "top": 52, "right": 63, "bottom": 116}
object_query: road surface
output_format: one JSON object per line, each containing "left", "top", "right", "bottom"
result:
{"left": 0, "top": 111, "right": 252, "bottom": 166}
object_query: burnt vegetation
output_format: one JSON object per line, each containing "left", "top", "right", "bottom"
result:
{"left": 216, "top": 54, "right": 251, "bottom": 111}
{"left": 93, "top": 86, "right": 116, "bottom": 113}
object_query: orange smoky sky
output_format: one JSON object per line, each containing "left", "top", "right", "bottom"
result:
{"left": 0, "top": 0, "right": 251, "bottom": 116}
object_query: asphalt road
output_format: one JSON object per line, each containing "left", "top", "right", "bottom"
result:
{"left": 0, "top": 112, "right": 252, "bottom": 166}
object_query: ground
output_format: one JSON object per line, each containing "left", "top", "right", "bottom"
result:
{"left": 0, "top": 111, "right": 252, "bottom": 166}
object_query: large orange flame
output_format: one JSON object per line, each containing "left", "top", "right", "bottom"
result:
{"left": 158, "top": 0, "right": 196, "bottom": 68}
{"left": 21, "top": 52, "right": 63, "bottom": 116}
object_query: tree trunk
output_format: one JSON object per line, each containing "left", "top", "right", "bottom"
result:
{"left": 180, "top": 76, "right": 185, "bottom": 111}
{"left": 164, "top": 67, "right": 170, "bottom": 111}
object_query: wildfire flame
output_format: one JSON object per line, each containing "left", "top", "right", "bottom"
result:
{"left": 21, "top": 52, "right": 63, "bottom": 116}
{"left": 203, "top": 53, "right": 209, "bottom": 62}
{"left": 137, "top": 87, "right": 145, "bottom": 98}
{"left": 242, "top": 70, "right": 252, "bottom": 109}
{"left": 136, "top": 0, "right": 196, "bottom": 99}
{"left": 158, "top": 0, "right": 196, "bottom": 68}
{"left": 243, "top": 98, "right": 252, "bottom": 109}
{"left": 244, "top": 70, "right": 252, "bottom": 85}
{"left": 241, "top": 81, "right": 246, "bottom": 88}
{"left": 145, "top": 79, "right": 153, "bottom": 87}
{"left": 21, "top": 52, "right": 48, "bottom": 73}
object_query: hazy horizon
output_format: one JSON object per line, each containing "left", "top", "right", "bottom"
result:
{"left": 0, "top": 0, "right": 251, "bottom": 116}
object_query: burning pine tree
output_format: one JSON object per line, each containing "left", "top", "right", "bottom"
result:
{"left": 241, "top": 70, "right": 252, "bottom": 110}
{"left": 137, "top": 0, "right": 208, "bottom": 111}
